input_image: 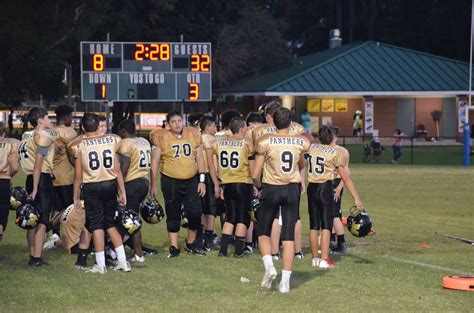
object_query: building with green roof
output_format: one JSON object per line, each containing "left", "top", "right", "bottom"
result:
{"left": 218, "top": 40, "right": 473, "bottom": 138}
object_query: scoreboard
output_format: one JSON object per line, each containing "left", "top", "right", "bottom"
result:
{"left": 80, "top": 41, "right": 212, "bottom": 101}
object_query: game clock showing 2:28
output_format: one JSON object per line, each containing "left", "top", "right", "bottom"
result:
{"left": 81, "top": 41, "right": 212, "bottom": 102}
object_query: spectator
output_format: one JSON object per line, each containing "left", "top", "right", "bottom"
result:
{"left": 290, "top": 107, "right": 297, "bottom": 122}
{"left": 161, "top": 120, "right": 166, "bottom": 129}
{"left": 370, "top": 137, "right": 384, "bottom": 163}
{"left": 22, "top": 114, "right": 28, "bottom": 133}
{"left": 300, "top": 110, "right": 312, "bottom": 134}
{"left": 8, "top": 110, "right": 13, "bottom": 133}
{"left": 353, "top": 110, "right": 363, "bottom": 137}
{"left": 392, "top": 129, "right": 406, "bottom": 164}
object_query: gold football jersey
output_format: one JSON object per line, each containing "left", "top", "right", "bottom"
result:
{"left": 333, "top": 145, "right": 350, "bottom": 179}
{"left": 201, "top": 134, "right": 216, "bottom": 173}
{"left": 149, "top": 127, "right": 202, "bottom": 180}
{"left": 212, "top": 135, "right": 253, "bottom": 184}
{"left": 0, "top": 137, "right": 20, "bottom": 179}
{"left": 307, "top": 143, "right": 345, "bottom": 183}
{"left": 60, "top": 202, "right": 86, "bottom": 253}
{"left": 255, "top": 134, "right": 310, "bottom": 185}
{"left": 74, "top": 134, "right": 121, "bottom": 184}
{"left": 251, "top": 122, "right": 304, "bottom": 144}
{"left": 118, "top": 137, "right": 151, "bottom": 182}
{"left": 46, "top": 126, "right": 78, "bottom": 186}
{"left": 19, "top": 129, "right": 55, "bottom": 175}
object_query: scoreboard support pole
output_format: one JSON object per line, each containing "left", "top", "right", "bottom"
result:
{"left": 107, "top": 100, "right": 113, "bottom": 133}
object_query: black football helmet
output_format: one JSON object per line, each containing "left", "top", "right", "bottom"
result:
{"left": 140, "top": 197, "right": 164, "bottom": 224}
{"left": 15, "top": 203, "right": 41, "bottom": 230}
{"left": 250, "top": 196, "right": 261, "bottom": 222}
{"left": 115, "top": 205, "right": 142, "bottom": 236}
{"left": 346, "top": 206, "right": 372, "bottom": 237}
{"left": 10, "top": 186, "right": 28, "bottom": 211}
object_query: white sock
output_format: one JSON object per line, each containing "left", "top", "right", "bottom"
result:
{"left": 95, "top": 251, "right": 105, "bottom": 268}
{"left": 262, "top": 255, "right": 274, "bottom": 272}
{"left": 281, "top": 270, "right": 292, "bottom": 285}
{"left": 115, "top": 245, "right": 126, "bottom": 263}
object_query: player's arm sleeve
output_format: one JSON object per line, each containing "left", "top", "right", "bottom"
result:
{"left": 8, "top": 140, "right": 20, "bottom": 161}
{"left": 34, "top": 131, "right": 53, "bottom": 156}
{"left": 61, "top": 128, "right": 78, "bottom": 145}
{"left": 149, "top": 130, "right": 162, "bottom": 151}
{"left": 255, "top": 137, "right": 267, "bottom": 156}
{"left": 246, "top": 139, "right": 255, "bottom": 160}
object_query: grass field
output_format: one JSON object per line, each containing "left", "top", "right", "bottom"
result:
{"left": 1, "top": 165, "right": 473, "bottom": 312}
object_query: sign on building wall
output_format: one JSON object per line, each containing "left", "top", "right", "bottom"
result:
{"left": 321, "top": 99, "right": 334, "bottom": 112}
{"left": 335, "top": 99, "right": 348, "bottom": 112}
{"left": 307, "top": 99, "right": 321, "bottom": 112}
{"left": 364, "top": 100, "right": 374, "bottom": 134}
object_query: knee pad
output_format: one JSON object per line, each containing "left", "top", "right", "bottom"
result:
{"left": 167, "top": 220, "right": 180, "bottom": 233}
{"left": 187, "top": 217, "right": 201, "bottom": 231}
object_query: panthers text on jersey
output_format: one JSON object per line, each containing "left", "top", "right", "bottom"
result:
{"left": 255, "top": 134, "right": 310, "bottom": 185}
{"left": 211, "top": 135, "right": 253, "bottom": 184}
{"left": 118, "top": 137, "right": 151, "bottom": 182}
{"left": 19, "top": 129, "right": 55, "bottom": 175}
{"left": 250, "top": 121, "right": 304, "bottom": 144}
{"left": 149, "top": 127, "right": 202, "bottom": 180}
{"left": 0, "top": 137, "right": 20, "bottom": 179}
{"left": 46, "top": 125, "right": 77, "bottom": 186}
{"left": 306, "top": 143, "right": 345, "bottom": 183}
{"left": 73, "top": 134, "right": 121, "bottom": 184}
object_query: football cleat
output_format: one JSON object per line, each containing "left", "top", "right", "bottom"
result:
{"left": 311, "top": 257, "right": 321, "bottom": 267}
{"left": 139, "top": 197, "right": 164, "bottom": 224}
{"left": 113, "top": 261, "right": 132, "bottom": 272}
{"left": 114, "top": 204, "right": 142, "bottom": 236}
{"left": 272, "top": 253, "right": 280, "bottom": 261}
{"left": 330, "top": 242, "right": 347, "bottom": 254}
{"left": 279, "top": 282, "right": 290, "bottom": 294}
{"left": 87, "top": 264, "right": 107, "bottom": 274}
{"left": 10, "top": 187, "right": 28, "bottom": 211}
{"left": 346, "top": 206, "right": 373, "bottom": 238}
{"left": 294, "top": 251, "right": 304, "bottom": 260}
{"left": 260, "top": 266, "right": 277, "bottom": 291}
{"left": 15, "top": 203, "right": 41, "bottom": 230}
{"left": 184, "top": 242, "right": 206, "bottom": 256}
{"left": 244, "top": 244, "right": 253, "bottom": 255}
{"left": 168, "top": 246, "right": 180, "bottom": 258}
{"left": 318, "top": 258, "right": 335, "bottom": 269}
{"left": 29, "top": 258, "right": 49, "bottom": 267}
{"left": 75, "top": 254, "right": 88, "bottom": 269}
{"left": 43, "top": 233, "right": 60, "bottom": 250}
{"left": 128, "top": 254, "right": 145, "bottom": 263}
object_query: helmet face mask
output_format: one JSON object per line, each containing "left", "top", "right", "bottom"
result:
{"left": 10, "top": 187, "right": 28, "bottom": 211}
{"left": 115, "top": 205, "right": 142, "bottom": 236}
{"left": 250, "top": 197, "right": 261, "bottom": 223}
{"left": 15, "top": 203, "right": 41, "bottom": 230}
{"left": 139, "top": 197, "right": 164, "bottom": 224}
{"left": 346, "top": 207, "right": 372, "bottom": 237}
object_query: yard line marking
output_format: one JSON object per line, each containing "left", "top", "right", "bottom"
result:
{"left": 373, "top": 213, "right": 473, "bottom": 231}
{"left": 381, "top": 254, "right": 473, "bottom": 276}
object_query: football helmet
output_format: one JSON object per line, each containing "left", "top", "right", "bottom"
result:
{"left": 115, "top": 205, "right": 142, "bottom": 236}
{"left": 346, "top": 206, "right": 372, "bottom": 237}
{"left": 10, "top": 186, "right": 28, "bottom": 211}
{"left": 61, "top": 201, "right": 85, "bottom": 223}
{"left": 250, "top": 196, "right": 261, "bottom": 222}
{"left": 15, "top": 203, "right": 41, "bottom": 230}
{"left": 139, "top": 197, "right": 164, "bottom": 224}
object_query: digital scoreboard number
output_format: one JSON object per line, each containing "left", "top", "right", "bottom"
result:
{"left": 80, "top": 41, "right": 212, "bottom": 102}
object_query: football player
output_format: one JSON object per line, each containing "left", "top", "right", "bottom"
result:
{"left": 199, "top": 116, "right": 218, "bottom": 250}
{"left": 117, "top": 119, "right": 151, "bottom": 262}
{"left": 331, "top": 127, "right": 350, "bottom": 253}
{"left": 253, "top": 107, "right": 310, "bottom": 293}
{"left": 306, "top": 126, "right": 363, "bottom": 269}
{"left": 71, "top": 113, "right": 129, "bottom": 273}
{"left": 98, "top": 115, "right": 107, "bottom": 135}
{"left": 244, "top": 112, "right": 263, "bottom": 253}
{"left": 149, "top": 111, "right": 207, "bottom": 257}
{"left": 43, "top": 105, "right": 78, "bottom": 250}
{"left": 0, "top": 122, "right": 20, "bottom": 241}
{"left": 208, "top": 116, "right": 254, "bottom": 257}
{"left": 19, "top": 107, "right": 55, "bottom": 267}
{"left": 250, "top": 101, "right": 305, "bottom": 260}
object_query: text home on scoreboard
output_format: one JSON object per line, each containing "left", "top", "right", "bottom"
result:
{"left": 80, "top": 42, "right": 212, "bottom": 102}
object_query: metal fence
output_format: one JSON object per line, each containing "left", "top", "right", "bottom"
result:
{"left": 338, "top": 136, "right": 472, "bottom": 166}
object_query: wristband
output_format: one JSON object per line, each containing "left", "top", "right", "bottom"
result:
{"left": 199, "top": 173, "right": 206, "bottom": 183}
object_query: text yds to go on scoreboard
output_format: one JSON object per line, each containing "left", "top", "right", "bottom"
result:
{"left": 80, "top": 42, "right": 212, "bottom": 102}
